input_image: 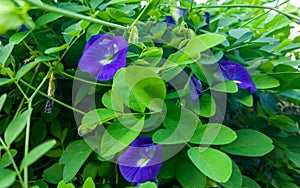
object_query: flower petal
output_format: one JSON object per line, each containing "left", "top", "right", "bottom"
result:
{"left": 189, "top": 74, "right": 203, "bottom": 101}
{"left": 118, "top": 136, "right": 162, "bottom": 184}
{"left": 78, "top": 34, "right": 128, "bottom": 81}
{"left": 219, "top": 61, "right": 257, "bottom": 93}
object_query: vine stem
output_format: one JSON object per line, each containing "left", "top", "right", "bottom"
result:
{"left": 0, "top": 138, "right": 25, "bottom": 187}
{"left": 23, "top": 0, "right": 128, "bottom": 29}
{"left": 239, "top": 0, "right": 289, "bottom": 28}
{"left": 19, "top": 79, "right": 86, "bottom": 115}
{"left": 169, "top": 4, "right": 300, "bottom": 21}
{"left": 41, "top": 61, "right": 111, "bottom": 87}
{"left": 130, "top": 0, "right": 152, "bottom": 28}
{"left": 23, "top": 69, "right": 52, "bottom": 188}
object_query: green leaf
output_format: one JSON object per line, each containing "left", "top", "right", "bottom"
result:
{"left": 188, "top": 147, "right": 232, "bottom": 183}
{"left": 233, "top": 31, "right": 254, "bottom": 44}
{"left": 78, "top": 108, "right": 118, "bottom": 136}
{"left": 235, "top": 89, "right": 253, "bottom": 107}
{"left": 0, "top": 168, "right": 16, "bottom": 188}
{"left": 20, "top": 140, "right": 56, "bottom": 170}
{"left": 287, "top": 152, "right": 300, "bottom": 168}
{"left": 106, "top": 7, "right": 128, "bottom": 18}
{"left": 59, "top": 140, "right": 92, "bottom": 183}
{"left": 0, "top": 93, "right": 7, "bottom": 111}
{"left": 242, "top": 176, "right": 261, "bottom": 188}
{"left": 153, "top": 108, "right": 198, "bottom": 144}
{"left": 220, "top": 129, "right": 274, "bottom": 157}
{"left": 82, "top": 161, "right": 98, "bottom": 181}
{"left": 139, "top": 181, "right": 157, "bottom": 188}
{"left": 42, "top": 163, "right": 63, "bottom": 184}
{"left": 0, "top": 43, "right": 14, "bottom": 66}
{"left": 4, "top": 108, "right": 32, "bottom": 145}
{"left": 221, "top": 161, "right": 242, "bottom": 188}
{"left": 100, "top": 115, "right": 144, "bottom": 157}
{"left": 44, "top": 44, "right": 68, "bottom": 54}
{"left": 200, "top": 94, "right": 216, "bottom": 117}
{"left": 16, "top": 60, "right": 41, "bottom": 80}
{"left": 0, "top": 149, "right": 17, "bottom": 168}
{"left": 280, "top": 89, "right": 300, "bottom": 101}
{"left": 9, "top": 31, "right": 31, "bottom": 45}
{"left": 180, "top": 33, "right": 226, "bottom": 62}
{"left": 112, "top": 66, "right": 166, "bottom": 112}
{"left": 229, "top": 28, "right": 252, "bottom": 39}
{"left": 0, "top": 78, "right": 14, "bottom": 86}
{"left": 190, "top": 124, "right": 237, "bottom": 145}
{"left": 57, "top": 180, "right": 75, "bottom": 188}
{"left": 101, "top": 91, "right": 113, "bottom": 110}
{"left": 210, "top": 81, "right": 238, "bottom": 93}
{"left": 176, "top": 158, "right": 206, "bottom": 188}
{"left": 36, "top": 13, "right": 63, "bottom": 26}
{"left": 252, "top": 74, "right": 280, "bottom": 89}
{"left": 252, "top": 37, "right": 279, "bottom": 43}
{"left": 82, "top": 177, "right": 95, "bottom": 188}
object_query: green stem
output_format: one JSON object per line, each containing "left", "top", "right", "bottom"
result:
{"left": 24, "top": 69, "right": 52, "bottom": 188}
{"left": 130, "top": 0, "right": 152, "bottom": 28}
{"left": 41, "top": 61, "right": 111, "bottom": 87}
{"left": 19, "top": 79, "right": 86, "bottom": 115}
{"left": 0, "top": 138, "right": 25, "bottom": 188}
{"left": 23, "top": 0, "right": 128, "bottom": 29}
{"left": 14, "top": 63, "right": 41, "bottom": 119}
{"left": 15, "top": 81, "right": 30, "bottom": 101}
{"left": 167, "top": 3, "right": 300, "bottom": 21}
{"left": 239, "top": 0, "right": 289, "bottom": 28}
{"left": 192, "top": 4, "right": 300, "bottom": 21}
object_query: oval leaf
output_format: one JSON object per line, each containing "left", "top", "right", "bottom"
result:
{"left": 21, "top": 140, "right": 56, "bottom": 170}
{"left": 252, "top": 74, "right": 280, "bottom": 89}
{"left": 181, "top": 33, "right": 226, "bottom": 61}
{"left": 190, "top": 123, "right": 237, "bottom": 145}
{"left": 188, "top": 147, "right": 232, "bottom": 183}
{"left": 220, "top": 129, "right": 274, "bottom": 157}
{"left": 100, "top": 114, "right": 144, "bottom": 158}
{"left": 59, "top": 140, "right": 92, "bottom": 183}
{"left": 210, "top": 81, "right": 238, "bottom": 93}
{"left": 4, "top": 108, "right": 32, "bottom": 145}
{"left": 0, "top": 93, "right": 7, "bottom": 111}
{"left": 221, "top": 161, "right": 243, "bottom": 188}
{"left": 0, "top": 168, "right": 16, "bottom": 188}
{"left": 176, "top": 158, "right": 206, "bottom": 188}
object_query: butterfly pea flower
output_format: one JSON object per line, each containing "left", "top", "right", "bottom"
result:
{"left": 189, "top": 74, "right": 203, "bottom": 101}
{"left": 163, "top": 8, "right": 187, "bottom": 24}
{"left": 201, "top": 12, "right": 211, "bottom": 29}
{"left": 118, "top": 136, "right": 162, "bottom": 186}
{"left": 219, "top": 61, "right": 257, "bottom": 93}
{"left": 78, "top": 34, "right": 128, "bottom": 81}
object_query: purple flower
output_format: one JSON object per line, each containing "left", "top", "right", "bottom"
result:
{"left": 118, "top": 136, "right": 162, "bottom": 185}
{"left": 78, "top": 34, "right": 128, "bottom": 81}
{"left": 189, "top": 74, "right": 203, "bottom": 101}
{"left": 219, "top": 61, "right": 257, "bottom": 93}
{"left": 201, "top": 12, "right": 211, "bottom": 29}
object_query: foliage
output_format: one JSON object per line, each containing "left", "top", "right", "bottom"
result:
{"left": 0, "top": 0, "right": 300, "bottom": 187}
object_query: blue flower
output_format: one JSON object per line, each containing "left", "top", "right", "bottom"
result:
{"left": 201, "top": 12, "right": 211, "bottom": 29}
{"left": 219, "top": 61, "right": 257, "bottom": 93}
{"left": 0, "top": 36, "right": 8, "bottom": 40}
{"left": 163, "top": 8, "right": 187, "bottom": 24}
{"left": 78, "top": 34, "right": 128, "bottom": 81}
{"left": 118, "top": 136, "right": 162, "bottom": 185}
{"left": 189, "top": 74, "right": 203, "bottom": 101}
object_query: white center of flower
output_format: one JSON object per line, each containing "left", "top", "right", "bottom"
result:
{"left": 233, "top": 80, "right": 242, "bottom": 84}
{"left": 137, "top": 157, "right": 150, "bottom": 167}
{"left": 100, "top": 54, "right": 114, "bottom": 65}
